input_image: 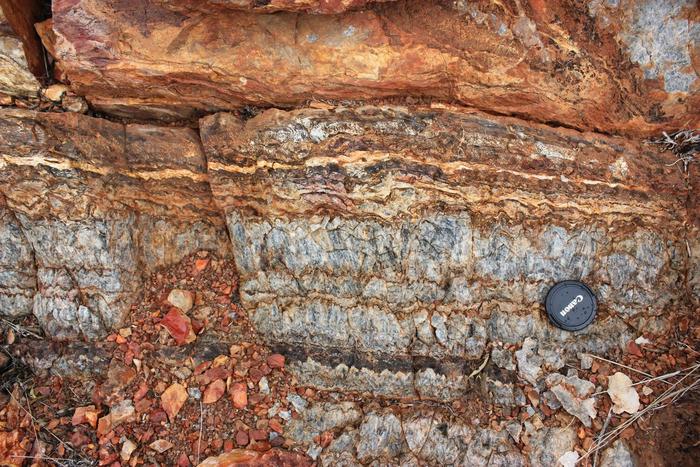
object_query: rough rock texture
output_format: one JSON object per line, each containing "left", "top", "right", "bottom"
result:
{"left": 0, "top": 4, "right": 40, "bottom": 97}
{"left": 0, "top": 194, "right": 36, "bottom": 318}
{"left": 201, "top": 105, "right": 690, "bottom": 398}
{"left": 159, "top": 0, "right": 396, "bottom": 14}
{"left": 286, "top": 400, "right": 530, "bottom": 465}
{"left": 0, "top": 109, "right": 230, "bottom": 338}
{"left": 42, "top": 0, "right": 699, "bottom": 133}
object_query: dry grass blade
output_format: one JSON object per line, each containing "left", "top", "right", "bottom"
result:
{"left": 578, "top": 363, "right": 700, "bottom": 464}
{"left": 0, "top": 317, "right": 43, "bottom": 339}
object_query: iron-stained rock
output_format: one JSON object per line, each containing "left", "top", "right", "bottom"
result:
{"left": 42, "top": 0, "right": 698, "bottom": 133}
{"left": 0, "top": 109, "right": 230, "bottom": 338}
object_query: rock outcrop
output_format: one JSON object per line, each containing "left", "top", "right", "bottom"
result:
{"left": 201, "top": 105, "right": 690, "bottom": 398}
{"left": 0, "top": 2, "right": 696, "bottom": 464}
{"left": 0, "top": 109, "right": 230, "bottom": 338}
{"left": 0, "top": 3, "right": 41, "bottom": 97}
{"left": 41, "top": 0, "right": 699, "bottom": 133}
{"left": 0, "top": 194, "right": 36, "bottom": 318}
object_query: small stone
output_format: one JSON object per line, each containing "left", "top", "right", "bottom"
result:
{"left": 258, "top": 376, "right": 270, "bottom": 394}
{"left": 118, "top": 327, "right": 132, "bottom": 338}
{"left": 72, "top": 405, "right": 100, "bottom": 428}
{"left": 642, "top": 385, "right": 653, "bottom": 396}
{"left": 267, "top": 403, "right": 280, "bottom": 418}
{"left": 203, "top": 379, "right": 226, "bottom": 404}
{"left": 167, "top": 289, "right": 194, "bottom": 312}
{"left": 42, "top": 84, "right": 68, "bottom": 102}
{"left": 550, "top": 375, "right": 597, "bottom": 427}
{"left": 161, "top": 383, "right": 188, "bottom": 422}
{"left": 121, "top": 439, "right": 137, "bottom": 461}
{"left": 278, "top": 411, "right": 291, "bottom": 421}
{"left": 515, "top": 338, "right": 543, "bottom": 385}
{"left": 231, "top": 382, "right": 248, "bottom": 409}
{"left": 235, "top": 430, "right": 249, "bottom": 447}
{"left": 506, "top": 422, "right": 522, "bottom": 443}
{"left": 286, "top": 394, "right": 307, "bottom": 413}
{"left": 194, "top": 258, "right": 210, "bottom": 272}
{"left": 250, "top": 429, "right": 267, "bottom": 441}
{"left": 188, "top": 387, "right": 202, "bottom": 400}
{"left": 491, "top": 347, "right": 515, "bottom": 371}
{"left": 149, "top": 439, "right": 174, "bottom": 453}
{"left": 558, "top": 450, "right": 579, "bottom": 467}
{"left": 172, "top": 366, "right": 192, "bottom": 380}
{"left": 109, "top": 399, "right": 135, "bottom": 427}
{"left": 607, "top": 372, "right": 640, "bottom": 414}
{"left": 266, "top": 354, "right": 285, "bottom": 369}
{"left": 62, "top": 95, "right": 88, "bottom": 113}
{"left": 307, "top": 444, "right": 323, "bottom": 460}
{"left": 269, "top": 419, "right": 283, "bottom": 433}
{"left": 160, "top": 307, "right": 196, "bottom": 345}
{"left": 580, "top": 353, "right": 593, "bottom": 370}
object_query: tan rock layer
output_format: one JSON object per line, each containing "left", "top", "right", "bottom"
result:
{"left": 0, "top": 109, "right": 230, "bottom": 338}
{"left": 202, "top": 106, "right": 686, "bottom": 225}
{"left": 43, "top": 0, "right": 699, "bottom": 134}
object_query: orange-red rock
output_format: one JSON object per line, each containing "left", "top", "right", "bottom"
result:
{"left": 203, "top": 379, "right": 226, "bottom": 404}
{"left": 43, "top": 0, "right": 699, "bottom": 135}
{"left": 71, "top": 405, "right": 100, "bottom": 428}
{"left": 197, "top": 449, "right": 312, "bottom": 467}
{"left": 160, "top": 308, "right": 197, "bottom": 345}
{"left": 230, "top": 382, "right": 248, "bottom": 409}
{"left": 161, "top": 383, "right": 188, "bottom": 422}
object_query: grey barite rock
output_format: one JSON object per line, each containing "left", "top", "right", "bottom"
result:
{"left": 356, "top": 413, "right": 405, "bottom": 462}
{"left": 491, "top": 347, "right": 516, "bottom": 371}
{"left": 286, "top": 401, "right": 362, "bottom": 444}
{"left": 528, "top": 426, "right": 577, "bottom": 467}
{"left": 599, "top": 440, "right": 636, "bottom": 467}
{"left": 515, "top": 338, "right": 543, "bottom": 385}
{"left": 0, "top": 204, "right": 36, "bottom": 318}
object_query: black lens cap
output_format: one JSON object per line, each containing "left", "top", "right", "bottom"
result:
{"left": 545, "top": 280, "right": 597, "bottom": 331}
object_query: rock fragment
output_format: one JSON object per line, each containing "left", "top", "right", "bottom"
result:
{"left": 167, "top": 289, "right": 194, "bottom": 312}
{"left": 607, "top": 372, "right": 640, "bottom": 414}
{"left": 161, "top": 383, "right": 188, "bottom": 422}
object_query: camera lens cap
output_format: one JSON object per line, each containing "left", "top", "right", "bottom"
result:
{"left": 545, "top": 280, "right": 597, "bottom": 332}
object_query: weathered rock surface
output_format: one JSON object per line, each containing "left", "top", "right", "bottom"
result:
{"left": 0, "top": 4, "right": 40, "bottom": 97}
{"left": 0, "top": 194, "right": 35, "bottom": 318}
{"left": 286, "top": 400, "right": 530, "bottom": 465}
{"left": 201, "top": 105, "right": 690, "bottom": 397}
{"left": 0, "top": 109, "right": 230, "bottom": 338}
{"left": 43, "top": 0, "right": 698, "bottom": 133}
{"left": 160, "top": 0, "right": 395, "bottom": 14}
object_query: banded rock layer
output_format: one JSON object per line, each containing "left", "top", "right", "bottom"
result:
{"left": 42, "top": 0, "right": 699, "bottom": 134}
{"left": 201, "top": 105, "right": 692, "bottom": 398}
{"left": 0, "top": 109, "right": 230, "bottom": 338}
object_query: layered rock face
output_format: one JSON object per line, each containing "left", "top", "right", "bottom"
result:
{"left": 0, "top": 109, "right": 230, "bottom": 338}
{"left": 0, "top": 1, "right": 696, "bottom": 464}
{"left": 201, "top": 105, "right": 690, "bottom": 398}
{"left": 43, "top": 0, "right": 699, "bottom": 133}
